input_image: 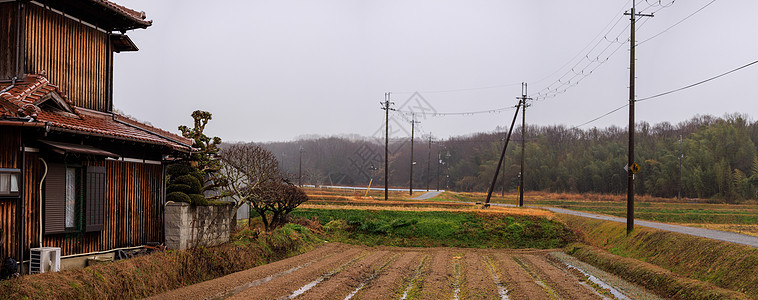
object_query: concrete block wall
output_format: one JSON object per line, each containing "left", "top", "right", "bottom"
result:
{"left": 165, "top": 202, "right": 235, "bottom": 250}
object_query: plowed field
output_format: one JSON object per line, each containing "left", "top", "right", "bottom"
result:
{"left": 150, "top": 243, "right": 656, "bottom": 299}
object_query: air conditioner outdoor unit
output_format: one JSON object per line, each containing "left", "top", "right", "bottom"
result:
{"left": 30, "top": 247, "right": 61, "bottom": 274}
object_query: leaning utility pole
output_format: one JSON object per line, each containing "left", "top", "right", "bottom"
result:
{"left": 624, "top": 3, "right": 653, "bottom": 234}
{"left": 409, "top": 113, "right": 420, "bottom": 195}
{"left": 381, "top": 93, "right": 394, "bottom": 200}
{"left": 517, "top": 83, "right": 532, "bottom": 208}
{"left": 485, "top": 102, "right": 521, "bottom": 205}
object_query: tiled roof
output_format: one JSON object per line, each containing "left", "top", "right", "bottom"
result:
{"left": 0, "top": 73, "right": 192, "bottom": 152}
{"left": 92, "top": 0, "right": 152, "bottom": 28}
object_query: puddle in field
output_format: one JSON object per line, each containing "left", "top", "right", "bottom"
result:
{"left": 285, "top": 252, "right": 369, "bottom": 299}
{"left": 511, "top": 256, "right": 560, "bottom": 299}
{"left": 452, "top": 255, "right": 462, "bottom": 300}
{"left": 482, "top": 255, "right": 510, "bottom": 300}
{"left": 562, "top": 262, "right": 630, "bottom": 300}
{"left": 212, "top": 261, "right": 315, "bottom": 299}
{"left": 344, "top": 255, "right": 396, "bottom": 300}
{"left": 400, "top": 256, "right": 429, "bottom": 300}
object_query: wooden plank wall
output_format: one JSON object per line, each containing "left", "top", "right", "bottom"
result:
{"left": 24, "top": 4, "right": 108, "bottom": 112}
{"left": 1, "top": 129, "right": 165, "bottom": 260}
{"left": 0, "top": 2, "right": 19, "bottom": 79}
{"left": 0, "top": 128, "right": 20, "bottom": 260}
{"left": 39, "top": 160, "right": 163, "bottom": 257}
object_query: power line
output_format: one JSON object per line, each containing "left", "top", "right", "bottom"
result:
{"left": 531, "top": 0, "right": 676, "bottom": 102}
{"left": 530, "top": 0, "right": 633, "bottom": 85}
{"left": 637, "top": 0, "right": 717, "bottom": 46}
{"left": 572, "top": 104, "right": 629, "bottom": 129}
{"left": 392, "top": 82, "right": 523, "bottom": 95}
{"left": 571, "top": 58, "right": 758, "bottom": 128}
{"left": 394, "top": 105, "right": 518, "bottom": 117}
{"left": 637, "top": 59, "right": 758, "bottom": 102}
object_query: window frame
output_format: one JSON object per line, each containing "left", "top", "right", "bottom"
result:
{"left": 44, "top": 162, "right": 105, "bottom": 235}
{"left": 0, "top": 168, "right": 21, "bottom": 198}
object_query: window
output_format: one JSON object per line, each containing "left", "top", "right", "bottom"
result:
{"left": 0, "top": 169, "right": 21, "bottom": 197}
{"left": 44, "top": 163, "right": 105, "bottom": 234}
{"left": 65, "top": 167, "right": 79, "bottom": 229}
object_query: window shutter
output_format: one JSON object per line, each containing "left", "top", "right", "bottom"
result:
{"left": 44, "top": 163, "right": 66, "bottom": 234}
{"left": 85, "top": 166, "right": 105, "bottom": 232}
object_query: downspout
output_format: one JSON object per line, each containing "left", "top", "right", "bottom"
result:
{"left": 19, "top": 136, "right": 25, "bottom": 275}
{"left": 161, "top": 162, "right": 166, "bottom": 245}
{"left": 38, "top": 158, "right": 47, "bottom": 249}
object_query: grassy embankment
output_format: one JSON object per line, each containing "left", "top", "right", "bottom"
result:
{"left": 292, "top": 208, "right": 575, "bottom": 249}
{"left": 0, "top": 224, "right": 320, "bottom": 299}
{"left": 429, "top": 191, "right": 758, "bottom": 236}
{"left": 561, "top": 214, "right": 758, "bottom": 299}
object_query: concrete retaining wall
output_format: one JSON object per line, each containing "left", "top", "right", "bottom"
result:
{"left": 165, "top": 202, "right": 236, "bottom": 250}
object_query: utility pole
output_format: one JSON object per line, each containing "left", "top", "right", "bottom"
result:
{"left": 436, "top": 149, "right": 441, "bottom": 191}
{"left": 517, "top": 83, "right": 532, "bottom": 208}
{"left": 427, "top": 134, "right": 431, "bottom": 191}
{"left": 381, "top": 93, "right": 394, "bottom": 200}
{"left": 624, "top": 3, "right": 653, "bottom": 234}
{"left": 678, "top": 135, "right": 682, "bottom": 201}
{"left": 298, "top": 146, "right": 304, "bottom": 187}
{"left": 485, "top": 102, "right": 521, "bottom": 205}
{"left": 409, "top": 113, "right": 420, "bottom": 195}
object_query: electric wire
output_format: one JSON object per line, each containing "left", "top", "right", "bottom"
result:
{"left": 572, "top": 58, "right": 758, "bottom": 128}
{"left": 393, "top": 105, "right": 518, "bottom": 117}
{"left": 637, "top": 59, "right": 758, "bottom": 102}
{"left": 531, "top": 0, "right": 676, "bottom": 102}
{"left": 572, "top": 104, "right": 629, "bottom": 129}
{"left": 637, "top": 0, "right": 717, "bottom": 46}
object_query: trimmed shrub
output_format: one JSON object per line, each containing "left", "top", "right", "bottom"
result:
{"left": 174, "top": 175, "right": 202, "bottom": 194}
{"left": 166, "top": 192, "right": 191, "bottom": 204}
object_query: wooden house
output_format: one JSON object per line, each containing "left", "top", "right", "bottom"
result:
{"left": 0, "top": 0, "right": 192, "bottom": 273}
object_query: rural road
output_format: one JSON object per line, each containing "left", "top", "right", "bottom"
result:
{"left": 150, "top": 243, "right": 659, "bottom": 300}
{"left": 489, "top": 204, "right": 758, "bottom": 248}
{"left": 412, "top": 191, "right": 443, "bottom": 200}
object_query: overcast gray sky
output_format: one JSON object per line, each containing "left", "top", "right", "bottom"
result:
{"left": 113, "top": 0, "right": 758, "bottom": 142}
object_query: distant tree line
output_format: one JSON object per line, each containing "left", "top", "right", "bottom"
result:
{"left": 261, "top": 114, "right": 758, "bottom": 203}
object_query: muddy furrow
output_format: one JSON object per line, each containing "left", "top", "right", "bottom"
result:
{"left": 520, "top": 254, "right": 602, "bottom": 300}
{"left": 417, "top": 249, "right": 456, "bottom": 299}
{"left": 294, "top": 250, "right": 393, "bottom": 300}
{"left": 459, "top": 251, "right": 501, "bottom": 299}
{"left": 228, "top": 246, "right": 370, "bottom": 299}
{"left": 355, "top": 251, "right": 423, "bottom": 299}
{"left": 147, "top": 243, "right": 350, "bottom": 300}
{"left": 490, "top": 253, "right": 551, "bottom": 300}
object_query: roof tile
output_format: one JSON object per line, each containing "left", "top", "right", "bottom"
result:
{"left": 0, "top": 74, "right": 191, "bottom": 152}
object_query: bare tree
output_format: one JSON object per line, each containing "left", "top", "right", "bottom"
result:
{"left": 220, "top": 143, "right": 281, "bottom": 225}
{"left": 250, "top": 179, "right": 309, "bottom": 231}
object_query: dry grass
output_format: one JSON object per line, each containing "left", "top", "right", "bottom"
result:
{"left": 566, "top": 243, "right": 750, "bottom": 299}
{"left": 298, "top": 203, "right": 555, "bottom": 219}
{"left": 683, "top": 223, "right": 758, "bottom": 237}
{"left": 561, "top": 214, "right": 758, "bottom": 298}
{"left": 0, "top": 224, "right": 319, "bottom": 300}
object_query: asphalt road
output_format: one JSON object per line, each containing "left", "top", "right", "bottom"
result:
{"left": 490, "top": 204, "right": 758, "bottom": 248}
{"left": 412, "top": 191, "right": 443, "bottom": 200}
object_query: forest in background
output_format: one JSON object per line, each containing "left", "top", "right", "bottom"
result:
{"left": 259, "top": 114, "right": 758, "bottom": 203}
